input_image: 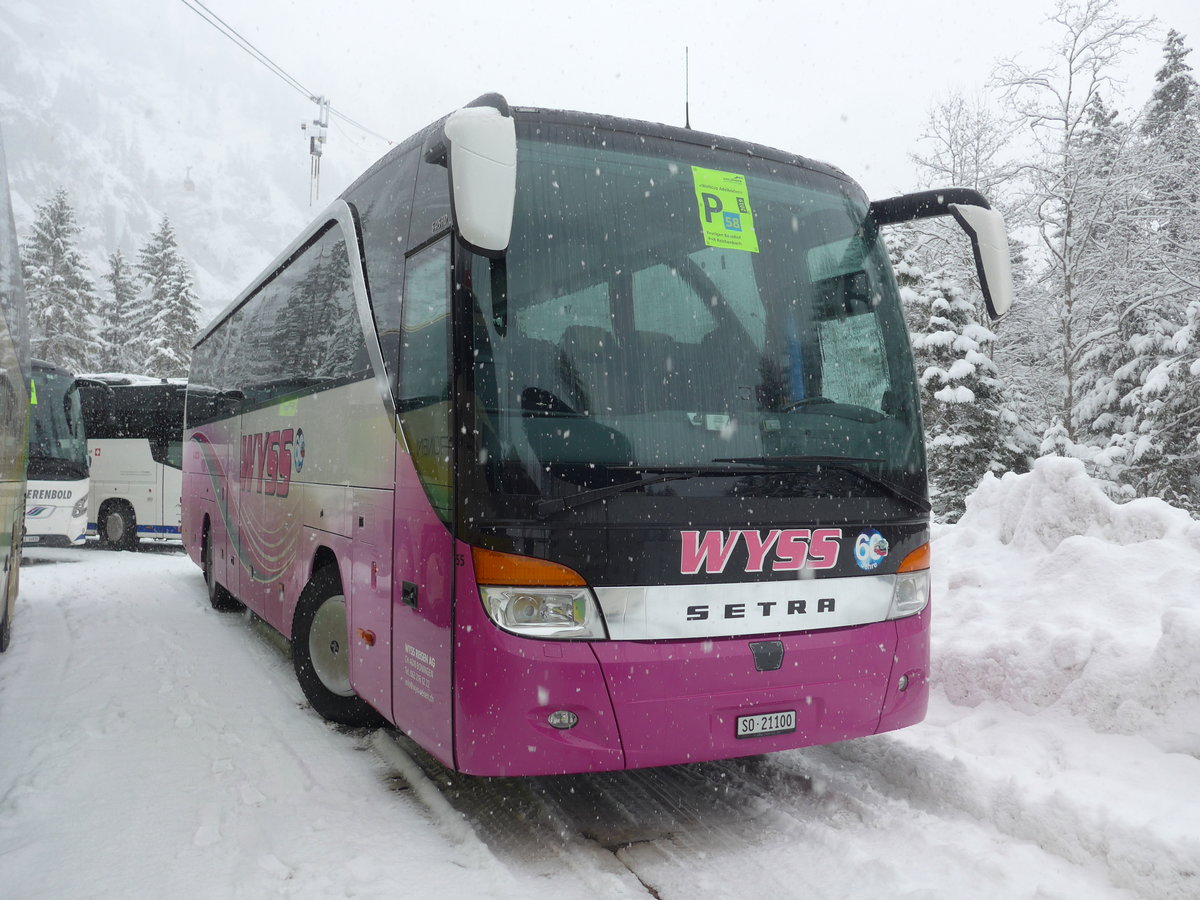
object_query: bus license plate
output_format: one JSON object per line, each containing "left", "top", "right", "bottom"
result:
{"left": 735, "top": 710, "right": 796, "bottom": 739}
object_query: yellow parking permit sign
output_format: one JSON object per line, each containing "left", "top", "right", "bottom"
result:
{"left": 692, "top": 166, "right": 759, "bottom": 253}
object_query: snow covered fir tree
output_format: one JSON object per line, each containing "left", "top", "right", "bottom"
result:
{"left": 889, "top": 230, "right": 1030, "bottom": 521}
{"left": 21, "top": 188, "right": 101, "bottom": 371}
{"left": 972, "top": 6, "right": 1200, "bottom": 515}
{"left": 133, "top": 216, "right": 201, "bottom": 378}
{"left": 20, "top": 198, "right": 202, "bottom": 380}
{"left": 99, "top": 249, "right": 137, "bottom": 371}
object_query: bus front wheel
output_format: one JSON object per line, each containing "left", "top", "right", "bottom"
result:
{"left": 99, "top": 501, "right": 138, "bottom": 551}
{"left": 292, "top": 567, "right": 382, "bottom": 727}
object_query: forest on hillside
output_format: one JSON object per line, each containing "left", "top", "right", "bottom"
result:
{"left": 15, "top": 1, "right": 1200, "bottom": 521}
{"left": 888, "top": 6, "right": 1200, "bottom": 519}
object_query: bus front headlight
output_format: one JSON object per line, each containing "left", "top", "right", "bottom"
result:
{"left": 72, "top": 493, "right": 89, "bottom": 519}
{"left": 887, "top": 570, "right": 930, "bottom": 619}
{"left": 481, "top": 586, "right": 607, "bottom": 639}
{"left": 472, "top": 546, "right": 608, "bottom": 640}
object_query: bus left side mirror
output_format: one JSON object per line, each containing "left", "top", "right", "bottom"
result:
{"left": 947, "top": 203, "right": 1013, "bottom": 319}
{"left": 445, "top": 98, "right": 517, "bottom": 258}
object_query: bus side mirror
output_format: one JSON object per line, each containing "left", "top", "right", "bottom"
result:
{"left": 947, "top": 203, "right": 1013, "bottom": 319}
{"left": 870, "top": 188, "right": 1014, "bottom": 320}
{"left": 444, "top": 98, "right": 517, "bottom": 258}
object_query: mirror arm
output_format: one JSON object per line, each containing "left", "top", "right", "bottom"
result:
{"left": 869, "top": 188, "right": 991, "bottom": 225}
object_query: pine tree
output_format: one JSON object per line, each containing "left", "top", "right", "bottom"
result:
{"left": 134, "top": 216, "right": 201, "bottom": 377}
{"left": 99, "top": 249, "right": 137, "bottom": 371}
{"left": 1142, "top": 30, "right": 1199, "bottom": 250}
{"left": 21, "top": 188, "right": 100, "bottom": 371}
{"left": 1134, "top": 297, "right": 1200, "bottom": 514}
{"left": 889, "top": 229, "right": 1029, "bottom": 521}
{"left": 1125, "top": 49, "right": 1200, "bottom": 507}
{"left": 1143, "top": 29, "right": 1198, "bottom": 138}
{"left": 1067, "top": 96, "right": 1176, "bottom": 491}
{"left": 993, "top": 0, "right": 1173, "bottom": 485}
{"left": 1118, "top": 31, "right": 1200, "bottom": 504}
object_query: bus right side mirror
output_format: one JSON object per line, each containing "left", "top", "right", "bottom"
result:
{"left": 870, "top": 188, "right": 1015, "bottom": 320}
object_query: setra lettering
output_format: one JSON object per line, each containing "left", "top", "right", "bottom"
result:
{"left": 684, "top": 597, "right": 837, "bottom": 624}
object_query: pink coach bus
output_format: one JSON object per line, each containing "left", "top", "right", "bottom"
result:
{"left": 183, "top": 94, "right": 1013, "bottom": 775}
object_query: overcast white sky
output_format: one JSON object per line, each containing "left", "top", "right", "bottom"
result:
{"left": 9, "top": 0, "right": 1199, "bottom": 212}
{"left": 139, "top": 0, "right": 1200, "bottom": 199}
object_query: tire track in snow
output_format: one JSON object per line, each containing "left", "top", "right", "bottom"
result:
{"left": 375, "top": 725, "right": 1149, "bottom": 900}
{"left": 374, "top": 731, "right": 650, "bottom": 898}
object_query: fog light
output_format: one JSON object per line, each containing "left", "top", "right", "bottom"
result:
{"left": 547, "top": 710, "right": 579, "bottom": 730}
{"left": 898, "top": 674, "right": 910, "bottom": 692}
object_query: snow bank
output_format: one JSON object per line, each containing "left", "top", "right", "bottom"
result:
{"left": 933, "top": 456, "right": 1200, "bottom": 755}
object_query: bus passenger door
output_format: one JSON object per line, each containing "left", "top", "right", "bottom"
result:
{"left": 388, "top": 232, "right": 455, "bottom": 766}
{"left": 348, "top": 487, "right": 395, "bottom": 715}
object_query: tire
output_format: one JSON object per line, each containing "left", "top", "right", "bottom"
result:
{"left": 291, "top": 567, "right": 382, "bottom": 727}
{"left": 202, "top": 526, "right": 243, "bottom": 612}
{"left": 1, "top": 534, "right": 17, "bottom": 651}
{"left": 1, "top": 540, "right": 15, "bottom": 652}
{"left": 0, "top": 599, "right": 11, "bottom": 653}
{"left": 99, "top": 501, "right": 139, "bottom": 551}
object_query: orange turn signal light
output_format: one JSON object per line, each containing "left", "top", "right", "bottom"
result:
{"left": 471, "top": 546, "right": 587, "bottom": 587}
{"left": 897, "top": 542, "right": 930, "bottom": 572}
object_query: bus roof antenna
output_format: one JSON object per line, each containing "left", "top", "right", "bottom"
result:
{"left": 685, "top": 47, "right": 691, "bottom": 130}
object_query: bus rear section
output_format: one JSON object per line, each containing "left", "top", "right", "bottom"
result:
{"left": 184, "top": 96, "right": 1011, "bottom": 776}
{"left": 25, "top": 360, "right": 88, "bottom": 546}
{"left": 1, "top": 122, "right": 30, "bottom": 651}
{"left": 78, "top": 377, "right": 186, "bottom": 549}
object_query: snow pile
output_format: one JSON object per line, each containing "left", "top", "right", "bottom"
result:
{"left": 4, "top": 460, "right": 1198, "bottom": 898}
{"left": 933, "top": 456, "right": 1200, "bottom": 755}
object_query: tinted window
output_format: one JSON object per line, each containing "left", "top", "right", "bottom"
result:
{"left": 398, "top": 236, "right": 452, "bottom": 520}
{"left": 465, "top": 123, "right": 924, "bottom": 499}
{"left": 81, "top": 384, "right": 185, "bottom": 442}
{"left": 347, "top": 144, "right": 420, "bottom": 379}
{"left": 187, "top": 223, "right": 368, "bottom": 423}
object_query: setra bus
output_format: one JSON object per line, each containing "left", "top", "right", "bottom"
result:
{"left": 78, "top": 375, "right": 186, "bottom": 549}
{"left": 1, "top": 124, "right": 30, "bottom": 652}
{"left": 183, "top": 95, "right": 1014, "bottom": 775}
{"left": 25, "top": 359, "right": 89, "bottom": 547}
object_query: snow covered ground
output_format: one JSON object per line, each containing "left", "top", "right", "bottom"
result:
{"left": 1, "top": 456, "right": 1198, "bottom": 899}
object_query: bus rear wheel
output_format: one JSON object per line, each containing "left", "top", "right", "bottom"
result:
{"left": 202, "top": 526, "right": 243, "bottom": 612}
{"left": 292, "top": 567, "right": 382, "bottom": 727}
{"left": 0, "top": 598, "right": 11, "bottom": 653}
{"left": 99, "top": 501, "right": 138, "bottom": 551}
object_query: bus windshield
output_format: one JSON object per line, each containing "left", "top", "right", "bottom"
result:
{"left": 28, "top": 365, "right": 88, "bottom": 481}
{"left": 466, "top": 122, "right": 925, "bottom": 505}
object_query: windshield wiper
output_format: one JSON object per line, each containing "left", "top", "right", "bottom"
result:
{"left": 535, "top": 466, "right": 749, "bottom": 518}
{"left": 713, "top": 456, "right": 932, "bottom": 512}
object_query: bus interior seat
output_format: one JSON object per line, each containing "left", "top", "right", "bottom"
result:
{"left": 557, "top": 324, "right": 618, "bottom": 416}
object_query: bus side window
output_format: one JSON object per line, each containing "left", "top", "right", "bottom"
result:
{"left": 398, "top": 236, "right": 452, "bottom": 520}
{"left": 348, "top": 144, "right": 420, "bottom": 379}
{"left": 399, "top": 238, "right": 451, "bottom": 408}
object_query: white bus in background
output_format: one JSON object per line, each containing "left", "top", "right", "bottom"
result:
{"left": 24, "top": 359, "right": 89, "bottom": 546}
{"left": 77, "top": 375, "right": 186, "bottom": 549}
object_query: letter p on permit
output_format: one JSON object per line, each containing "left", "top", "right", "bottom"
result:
{"left": 701, "top": 192, "right": 723, "bottom": 223}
